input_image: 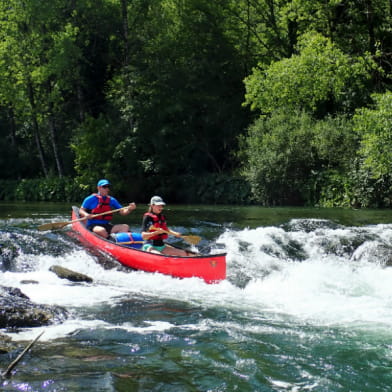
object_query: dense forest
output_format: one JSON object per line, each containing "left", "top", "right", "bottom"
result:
{"left": 1, "top": 0, "right": 392, "bottom": 207}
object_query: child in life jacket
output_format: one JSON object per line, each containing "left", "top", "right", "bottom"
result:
{"left": 141, "top": 195, "right": 187, "bottom": 256}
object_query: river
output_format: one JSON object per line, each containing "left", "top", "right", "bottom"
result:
{"left": 0, "top": 202, "right": 392, "bottom": 391}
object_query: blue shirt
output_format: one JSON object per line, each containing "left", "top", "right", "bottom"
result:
{"left": 81, "top": 194, "right": 123, "bottom": 226}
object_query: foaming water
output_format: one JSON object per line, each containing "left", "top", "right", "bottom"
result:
{"left": 2, "top": 219, "right": 392, "bottom": 341}
{"left": 1, "top": 212, "right": 392, "bottom": 391}
{"left": 219, "top": 221, "right": 392, "bottom": 329}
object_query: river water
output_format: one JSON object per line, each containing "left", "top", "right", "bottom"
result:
{"left": 0, "top": 202, "right": 392, "bottom": 391}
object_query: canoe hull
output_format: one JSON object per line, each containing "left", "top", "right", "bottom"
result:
{"left": 70, "top": 207, "right": 226, "bottom": 283}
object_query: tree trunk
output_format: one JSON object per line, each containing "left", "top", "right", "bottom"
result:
{"left": 77, "top": 84, "right": 85, "bottom": 123}
{"left": 120, "top": 0, "right": 129, "bottom": 67}
{"left": 7, "top": 106, "right": 21, "bottom": 179}
{"left": 27, "top": 81, "right": 48, "bottom": 177}
{"left": 48, "top": 115, "right": 63, "bottom": 177}
{"left": 46, "top": 81, "right": 64, "bottom": 177}
{"left": 365, "top": 0, "right": 375, "bottom": 54}
{"left": 8, "top": 106, "right": 17, "bottom": 148}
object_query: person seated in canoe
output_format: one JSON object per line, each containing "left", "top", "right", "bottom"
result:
{"left": 79, "top": 179, "right": 136, "bottom": 239}
{"left": 141, "top": 196, "right": 188, "bottom": 256}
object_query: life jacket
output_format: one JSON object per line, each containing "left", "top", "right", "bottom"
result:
{"left": 144, "top": 212, "right": 168, "bottom": 240}
{"left": 90, "top": 194, "right": 112, "bottom": 221}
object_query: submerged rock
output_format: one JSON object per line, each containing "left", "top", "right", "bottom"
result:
{"left": 49, "top": 265, "right": 93, "bottom": 283}
{"left": 0, "top": 286, "right": 68, "bottom": 329}
{"left": 0, "top": 243, "right": 19, "bottom": 272}
{"left": 351, "top": 242, "right": 392, "bottom": 266}
{"left": 20, "top": 280, "right": 39, "bottom": 285}
{"left": 0, "top": 333, "right": 15, "bottom": 353}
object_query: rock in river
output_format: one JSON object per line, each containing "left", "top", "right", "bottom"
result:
{"left": 49, "top": 265, "right": 93, "bottom": 283}
{"left": 0, "top": 286, "right": 68, "bottom": 329}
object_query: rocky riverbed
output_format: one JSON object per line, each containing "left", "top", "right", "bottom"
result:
{"left": 0, "top": 266, "right": 93, "bottom": 353}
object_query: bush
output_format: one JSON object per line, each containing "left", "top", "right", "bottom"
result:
{"left": 0, "top": 177, "right": 86, "bottom": 202}
{"left": 0, "top": 175, "right": 253, "bottom": 205}
{"left": 316, "top": 164, "right": 392, "bottom": 208}
{"left": 178, "top": 174, "right": 252, "bottom": 204}
{"left": 137, "top": 173, "right": 252, "bottom": 205}
{"left": 240, "top": 110, "right": 317, "bottom": 205}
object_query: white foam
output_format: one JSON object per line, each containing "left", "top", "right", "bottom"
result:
{"left": 3, "top": 223, "right": 392, "bottom": 340}
{"left": 218, "top": 225, "right": 392, "bottom": 328}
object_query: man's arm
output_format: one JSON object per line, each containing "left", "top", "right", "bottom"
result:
{"left": 119, "top": 202, "right": 136, "bottom": 216}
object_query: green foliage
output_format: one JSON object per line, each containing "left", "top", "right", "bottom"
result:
{"left": 70, "top": 113, "right": 148, "bottom": 201}
{"left": 240, "top": 110, "right": 318, "bottom": 205}
{"left": 138, "top": 173, "right": 251, "bottom": 205}
{"left": 240, "top": 110, "right": 365, "bottom": 206}
{"left": 0, "top": 174, "right": 252, "bottom": 204}
{"left": 316, "top": 170, "right": 353, "bottom": 208}
{"left": 244, "top": 32, "right": 376, "bottom": 116}
{"left": 108, "top": 0, "right": 250, "bottom": 178}
{"left": 0, "top": 180, "right": 19, "bottom": 201}
{"left": 0, "top": 178, "right": 85, "bottom": 202}
{"left": 317, "top": 164, "right": 392, "bottom": 208}
{"left": 280, "top": 0, "right": 392, "bottom": 71}
{"left": 1, "top": 0, "right": 392, "bottom": 207}
{"left": 177, "top": 174, "right": 252, "bottom": 205}
{"left": 354, "top": 92, "right": 392, "bottom": 179}
{"left": 71, "top": 115, "right": 114, "bottom": 183}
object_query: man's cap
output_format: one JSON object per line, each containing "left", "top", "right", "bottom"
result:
{"left": 150, "top": 195, "right": 166, "bottom": 205}
{"left": 97, "top": 179, "right": 110, "bottom": 187}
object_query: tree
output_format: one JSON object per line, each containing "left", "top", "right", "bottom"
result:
{"left": 104, "top": 0, "right": 251, "bottom": 189}
{"left": 244, "top": 32, "right": 376, "bottom": 117}
{"left": 354, "top": 92, "right": 392, "bottom": 179}
{"left": 0, "top": 0, "right": 84, "bottom": 177}
{"left": 240, "top": 109, "right": 318, "bottom": 205}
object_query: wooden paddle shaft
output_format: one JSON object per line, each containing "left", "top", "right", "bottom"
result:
{"left": 78, "top": 206, "right": 127, "bottom": 222}
{"left": 149, "top": 227, "right": 177, "bottom": 236}
{"left": 116, "top": 241, "right": 144, "bottom": 244}
{"left": 149, "top": 227, "right": 201, "bottom": 245}
{"left": 38, "top": 206, "right": 129, "bottom": 231}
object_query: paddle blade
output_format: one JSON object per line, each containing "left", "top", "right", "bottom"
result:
{"left": 37, "top": 221, "right": 69, "bottom": 231}
{"left": 182, "top": 235, "right": 202, "bottom": 245}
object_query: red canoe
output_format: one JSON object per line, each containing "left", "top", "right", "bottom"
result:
{"left": 70, "top": 207, "right": 226, "bottom": 283}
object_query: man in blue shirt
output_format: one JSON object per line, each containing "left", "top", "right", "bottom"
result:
{"left": 79, "top": 179, "right": 136, "bottom": 238}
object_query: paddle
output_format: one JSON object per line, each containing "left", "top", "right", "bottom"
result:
{"left": 37, "top": 207, "right": 127, "bottom": 231}
{"left": 149, "top": 227, "right": 201, "bottom": 245}
{"left": 117, "top": 241, "right": 144, "bottom": 245}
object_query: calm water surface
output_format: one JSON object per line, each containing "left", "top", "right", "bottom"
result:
{"left": 1, "top": 202, "right": 392, "bottom": 391}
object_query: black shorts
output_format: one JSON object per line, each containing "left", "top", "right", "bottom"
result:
{"left": 87, "top": 223, "right": 114, "bottom": 234}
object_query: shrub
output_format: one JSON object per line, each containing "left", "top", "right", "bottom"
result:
{"left": 0, "top": 177, "right": 85, "bottom": 202}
